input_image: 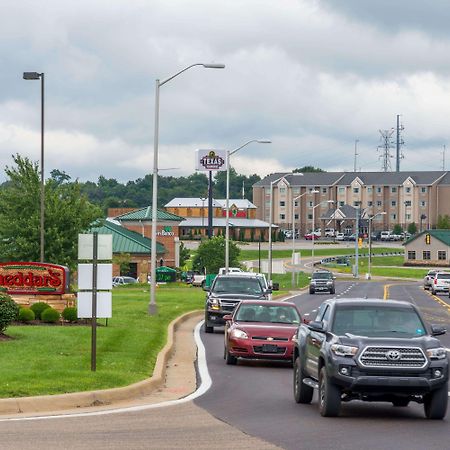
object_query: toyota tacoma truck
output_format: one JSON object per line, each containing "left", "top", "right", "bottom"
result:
{"left": 293, "top": 298, "right": 448, "bottom": 419}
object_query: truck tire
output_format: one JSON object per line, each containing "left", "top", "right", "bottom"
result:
{"left": 424, "top": 382, "right": 448, "bottom": 420}
{"left": 330, "top": 288, "right": 335, "bottom": 295}
{"left": 319, "top": 367, "right": 341, "bottom": 417}
{"left": 293, "top": 357, "right": 313, "bottom": 404}
{"left": 309, "top": 288, "right": 315, "bottom": 294}
{"left": 204, "top": 313, "right": 214, "bottom": 333}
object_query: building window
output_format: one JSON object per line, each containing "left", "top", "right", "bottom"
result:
{"left": 353, "top": 201, "right": 360, "bottom": 207}
{"left": 294, "top": 214, "right": 299, "bottom": 220}
{"left": 367, "top": 187, "right": 372, "bottom": 193}
{"left": 308, "top": 187, "right": 316, "bottom": 193}
{"left": 280, "top": 214, "right": 285, "bottom": 220}
{"left": 279, "top": 187, "right": 286, "bottom": 194}
{"left": 405, "top": 200, "right": 411, "bottom": 207}
{"left": 377, "top": 201, "right": 382, "bottom": 206}
{"left": 338, "top": 187, "right": 345, "bottom": 193}
{"left": 294, "top": 201, "right": 299, "bottom": 207}
{"left": 322, "top": 187, "right": 327, "bottom": 193}
{"left": 308, "top": 201, "right": 313, "bottom": 207}
{"left": 391, "top": 187, "right": 397, "bottom": 193}
{"left": 405, "top": 187, "right": 411, "bottom": 193}
{"left": 423, "top": 251, "right": 431, "bottom": 260}
{"left": 293, "top": 188, "right": 300, "bottom": 194}
{"left": 407, "top": 251, "right": 416, "bottom": 260}
{"left": 438, "top": 251, "right": 447, "bottom": 260}
{"left": 368, "top": 201, "right": 373, "bottom": 206}
{"left": 353, "top": 187, "right": 359, "bottom": 193}
{"left": 391, "top": 200, "right": 396, "bottom": 207}
{"left": 307, "top": 214, "right": 313, "bottom": 220}
{"left": 339, "top": 201, "right": 345, "bottom": 207}
{"left": 280, "top": 201, "right": 285, "bottom": 207}
{"left": 420, "top": 201, "right": 426, "bottom": 207}
{"left": 406, "top": 214, "right": 411, "bottom": 220}
{"left": 421, "top": 187, "right": 427, "bottom": 193}
{"left": 377, "top": 187, "right": 382, "bottom": 193}
{"left": 390, "top": 213, "right": 397, "bottom": 220}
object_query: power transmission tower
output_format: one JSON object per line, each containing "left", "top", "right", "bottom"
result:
{"left": 395, "top": 114, "right": 405, "bottom": 171}
{"left": 378, "top": 129, "right": 395, "bottom": 172}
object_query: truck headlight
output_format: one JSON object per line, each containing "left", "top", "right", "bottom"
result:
{"left": 331, "top": 344, "right": 358, "bottom": 357}
{"left": 231, "top": 329, "right": 248, "bottom": 339}
{"left": 427, "top": 347, "right": 447, "bottom": 360}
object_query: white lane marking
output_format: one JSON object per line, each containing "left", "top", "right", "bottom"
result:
{"left": 0, "top": 321, "right": 211, "bottom": 422}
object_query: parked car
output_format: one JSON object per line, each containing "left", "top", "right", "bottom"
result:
{"left": 335, "top": 232, "right": 345, "bottom": 241}
{"left": 112, "top": 276, "right": 138, "bottom": 287}
{"left": 423, "top": 270, "right": 438, "bottom": 290}
{"left": 380, "top": 231, "right": 392, "bottom": 241}
{"left": 204, "top": 273, "right": 275, "bottom": 333}
{"left": 293, "top": 298, "right": 448, "bottom": 419}
{"left": 304, "top": 230, "right": 321, "bottom": 240}
{"left": 324, "top": 228, "right": 336, "bottom": 237}
{"left": 430, "top": 271, "right": 450, "bottom": 295}
{"left": 309, "top": 270, "right": 336, "bottom": 294}
{"left": 218, "top": 267, "right": 243, "bottom": 275}
{"left": 223, "top": 300, "right": 301, "bottom": 365}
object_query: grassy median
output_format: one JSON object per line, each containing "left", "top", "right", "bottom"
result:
{"left": 0, "top": 284, "right": 204, "bottom": 398}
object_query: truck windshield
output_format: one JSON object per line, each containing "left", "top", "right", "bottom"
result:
{"left": 313, "top": 272, "right": 332, "bottom": 280}
{"left": 212, "top": 277, "right": 264, "bottom": 295}
{"left": 332, "top": 306, "right": 426, "bottom": 338}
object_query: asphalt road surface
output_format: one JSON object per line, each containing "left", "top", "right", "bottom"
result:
{"left": 195, "top": 280, "right": 450, "bottom": 450}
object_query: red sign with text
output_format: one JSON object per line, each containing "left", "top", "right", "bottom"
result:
{"left": 0, "top": 262, "right": 69, "bottom": 295}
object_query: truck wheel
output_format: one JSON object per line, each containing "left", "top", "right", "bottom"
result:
{"left": 319, "top": 367, "right": 341, "bottom": 417}
{"left": 424, "top": 382, "right": 448, "bottom": 420}
{"left": 293, "top": 357, "right": 313, "bottom": 404}
{"left": 225, "top": 347, "right": 237, "bottom": 365}
{"left": 201, "top": 280, "right": 206, "bottom": 288}
{"left": 330, "top": 288, "right": 335, "bottom": 295}
{"left": 309, "top": 288, "right": 315, "bottom": 295}
{"left": 204, "top": 314, "right": 214, "bottom": 333}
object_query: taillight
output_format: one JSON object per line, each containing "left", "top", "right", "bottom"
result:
{"left": 434, "top": 278, "right": 437, "bottom": 284}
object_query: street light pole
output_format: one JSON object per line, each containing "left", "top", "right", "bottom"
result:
{"left": 149, "top": 63, "right": 225, "bottom": 315}
{"left": 368, "top": 211, "right": 386, "bottom": 279}
{"left": 225, "top": 139, "right": 271, "bottom": 273}
{"left": 23, "top": 71, "right": 45, "bottom": 262}
{"left": 311, "top": 199, "right": 334, "bottom": 265}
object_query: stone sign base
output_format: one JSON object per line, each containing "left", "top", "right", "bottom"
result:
{"left": 10, "top": 294, "right": 76, "bottom": 313}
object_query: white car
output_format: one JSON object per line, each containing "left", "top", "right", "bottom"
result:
{"left": 335, "top": 232, "right": 345, "bottom": 241}
{"left": 112, "top": 276, "right": 138, "bottom": 287}
{"left": 430, "top": 271, "right": 450, "bottom": 295}
{"left": 423, "top": 270, "right": 438, "bottom": 290}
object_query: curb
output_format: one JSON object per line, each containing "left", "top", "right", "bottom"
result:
{"left": 0, "top": 309, "right": 203, "bottom": 416}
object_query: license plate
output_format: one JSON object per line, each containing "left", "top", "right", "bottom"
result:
{"left": 262, "top": 344, "right": 278, "bottom": 353}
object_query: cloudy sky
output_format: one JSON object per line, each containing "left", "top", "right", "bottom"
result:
{"left": 1, "top": 0, "right": 449, "bottom": 183}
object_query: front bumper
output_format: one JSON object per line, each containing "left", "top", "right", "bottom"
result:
{"left": 228, "top": 337, "right": 294, "bottom": 360}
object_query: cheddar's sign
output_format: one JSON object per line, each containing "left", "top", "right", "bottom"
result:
{"left": 0, "top": 262, "right": 69, "bottom": 295}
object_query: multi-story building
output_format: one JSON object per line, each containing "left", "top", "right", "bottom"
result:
{"left": 253, "top": 171, "right": 450, "bottom": 235}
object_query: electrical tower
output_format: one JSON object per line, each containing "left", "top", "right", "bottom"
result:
{"left": 378, "top": 129, "right": 395, "bottom": 172}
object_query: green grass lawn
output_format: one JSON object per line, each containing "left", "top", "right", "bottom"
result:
{"left": 0, "top": 284, "right": 204, "bottom": 398}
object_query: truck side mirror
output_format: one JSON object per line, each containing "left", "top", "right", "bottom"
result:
{"left": 431, "top": 324, "right": 446, "bottom": 336}
{"left": 308, "top": 321, "right": 325, "bottom": 332}
{"left": 271, "top": 282, "right": 279, "bottom": 291}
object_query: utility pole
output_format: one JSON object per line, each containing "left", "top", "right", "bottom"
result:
{"left": 353, "top": 139, "right": 359, "bottom": 172}
{"left": 442, "top": 145, "right": 446, "bottom": 171}
{"left": 395, "top": 114, "right": 405, "bottom": 172}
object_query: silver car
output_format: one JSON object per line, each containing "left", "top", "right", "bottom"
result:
{"left": 430, "top": 271, "right": 450, "bottom": 295}
{"left": 423, "top": 270, "right": 437, "bottom": 290}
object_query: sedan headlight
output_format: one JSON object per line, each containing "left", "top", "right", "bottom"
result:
{"left": 230, "top": 329, "right": 248, "bottom": 339}
{"left": 427, "top": 347, "right": 447, "bottom": 360}
{"left": 331, "top": 344, "right": 358, "bottom": 357}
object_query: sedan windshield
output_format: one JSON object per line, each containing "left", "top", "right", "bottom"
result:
{"left": 235, "top": 304, "right": 300, "bottom": 324}
{"left": 332, "top": 306, "right": 426, "bottom": 338}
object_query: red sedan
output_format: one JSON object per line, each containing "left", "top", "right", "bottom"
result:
{"left": 223, "top": 300, "right": 301, "bottom": 365}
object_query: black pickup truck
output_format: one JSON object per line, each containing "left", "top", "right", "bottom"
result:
{"left": 293, "top": 298, "right": 448, "bottom": 419}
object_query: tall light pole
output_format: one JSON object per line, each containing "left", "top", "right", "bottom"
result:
{"left": 149, "top": 63, "right": 225, "bottom": 315}
{"left": 311, "top": 200, "right": 334, "bottom": 265}
{"left": 291, "top": 190, "right": 318, "bottom": 286}
{"left": 23, "top": 71, "right": 45, "bottom": 262}
{"left": 368, "top": 211, "right": 386, "bottom": 279}
{"left": 225, "top": 139, "right": 271, "bottom": 272}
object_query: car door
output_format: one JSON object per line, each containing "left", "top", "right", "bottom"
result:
{"left": 305, "top": 304, "right": 330, "bottom": 376}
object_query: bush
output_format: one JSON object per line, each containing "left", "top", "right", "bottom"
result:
{"left": 30, "top": 302, "right": 51, "bottom": 320}
{"left": 18, "top": 307, "right": 35, "bottom": 323}
{"left": 0, "top": 293, "right": 19, "bottom": 333}
{"left": 62, "top": 307, "right": 78, "bottom": 323}
{"left": 41, "top": 307, "right": 60, "bottom": 324}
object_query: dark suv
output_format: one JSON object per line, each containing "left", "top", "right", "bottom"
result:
{"left": 293, "top": 298, "right": 448, "bottom": 419}
{"left": 309, "top": 270, "right": 336, "bottom": 294}
{"left": 204, "top": 274, "right": 274, "bottom": 333}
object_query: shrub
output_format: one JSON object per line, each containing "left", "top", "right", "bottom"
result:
{"left": 30, "top": 302, "right": 51, "bottom": 320}
{"left": 62, "top": 307, "right": 78, "bottom": 323}
{"left": 0, "top": 293, "right": 19, "bottom": 333}
{"left": 18, "top": 307, "right": 35, "bottom": 323}
{"left": 41, "top": 307, "right": 60, "bottom": 324}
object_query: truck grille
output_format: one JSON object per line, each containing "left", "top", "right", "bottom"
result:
{"left": 359, "top": 346, "right": 427, "bottom": 369}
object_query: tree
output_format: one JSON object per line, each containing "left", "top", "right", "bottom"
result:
{"left": 437, "top": 214, "right": 450, "bottom": 229}
{"left": 393, "top": 224, "right": 403, "bottom": 235}
{"left": 179, "top": 242, "right": 190, "bottom": 268}
{"left": 407, "top": 222, "right": 417, "bottom": 235}
{"left": 294, "top": 166, "right": 325, "bottom": 173}
{"left": 112, "top": 253, "right": 131, "bottom": 275}
{"left": 192, "top": 236, "right": 240, "bottom": 273}
{"left": 0, "top": 154, "right": 102, "bottom": 270}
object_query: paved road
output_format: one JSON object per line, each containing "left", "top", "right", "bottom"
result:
{"left": 195, "top": 280, "right": 450, "bottom": 450}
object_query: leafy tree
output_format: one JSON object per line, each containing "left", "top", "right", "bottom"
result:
{"left": 0, "top": 154, "right": 102, "bottom": 270}
{"left": 0, "top": 293, "right": 19, "bottom": 334}
{"left": 294, "top": 166, "right": 325, "bottom": 173}
{"left": 437, "top": 214, "right": 450, "bottom": 229}
{"left": 113, "top": 253, "right": 131, "bottom": 275}
{"left": 179, "top": 242, "right": 190, "bottom": 268}
{"left": 407, "top": 222, "right": 417, "bottom": 235}
{"left": 393, "top": 224, "right": 403, "bottom": 235}
{"left": 192, "top": 236, "right": 240, "bottom": 273}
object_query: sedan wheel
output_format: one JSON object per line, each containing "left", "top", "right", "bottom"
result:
{"left": 225, "top": 347, "right": 237, "bottom": 365}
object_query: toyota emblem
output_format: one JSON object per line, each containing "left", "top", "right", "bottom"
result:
{"left": 386, "top": 350, "right": 402, "bottom": 361}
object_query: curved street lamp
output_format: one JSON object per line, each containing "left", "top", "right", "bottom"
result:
{"left": 149, "top": 63, "right": 225, "bottom": 315}
{"left": 225, "top": 139, "right": 271, "bottom": 272}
